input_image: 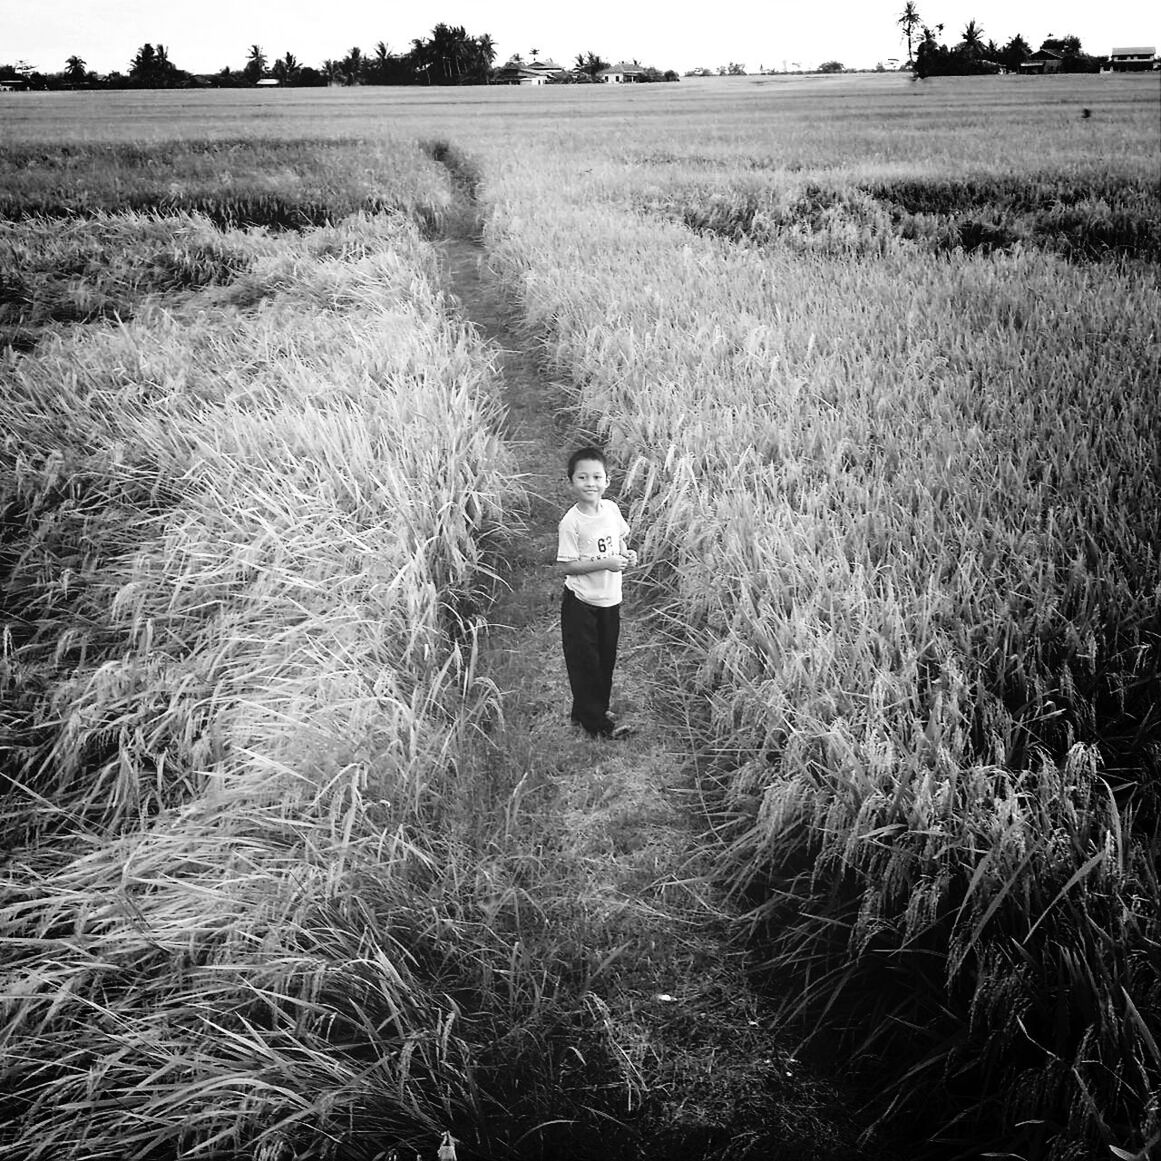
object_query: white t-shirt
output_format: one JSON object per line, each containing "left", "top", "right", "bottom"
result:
{"left": 557, "top": 500, "right": 631, "bottom": 608}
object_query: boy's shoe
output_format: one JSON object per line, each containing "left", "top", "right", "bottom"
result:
{"left": 610, "top": 722, "right": 635, "bottom": 739}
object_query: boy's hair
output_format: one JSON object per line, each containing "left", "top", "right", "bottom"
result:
{"left": 567, "top": 446, "right": 607, "bottom": 479}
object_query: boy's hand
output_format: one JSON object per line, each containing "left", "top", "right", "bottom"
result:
{"left": 625, "top": 549, "right": 639, "bottom": 567}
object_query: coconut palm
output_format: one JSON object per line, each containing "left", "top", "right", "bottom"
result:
{"left": 961, "top": 19, "right": 985, "bottom": 54}
{"left": 576, "top": 51, "right": 607, "bottom": 80}
{"left": 898, "top": 2, "right": 922, "bottom": 64}
{"left": 242, "top": 44, "right": 266, "bottom": 83}
{"left": 271, "top": 52, "right": 299, "bottom": 83}
{"left": 64, "top": 55, "right": 87, "bottom": 81}
{"left": 341, "top": 47, "right": 363, "bottom": 85}
{"left": 129, "top": 43, "right": 176, "bottom": 86}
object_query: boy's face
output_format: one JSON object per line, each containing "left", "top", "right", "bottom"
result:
{"left": 569, "top": 458, "right": 608, "bottom": 506}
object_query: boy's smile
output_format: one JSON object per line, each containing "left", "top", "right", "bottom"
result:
{"left": 569, "top": 459, "right": 608, "bottom": 514}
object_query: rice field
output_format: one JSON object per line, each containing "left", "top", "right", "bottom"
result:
{"left": 2, "top": 72, "right": 1159, "bottom": 1160}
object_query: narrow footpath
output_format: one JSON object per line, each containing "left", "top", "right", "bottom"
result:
{"left": 435, "top": 201, "right": 863, "bottom": 1158}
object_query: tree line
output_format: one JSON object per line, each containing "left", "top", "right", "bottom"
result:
{"left": 0, "top": 25, "right": 677, "bottom": 89}
{"left": 897, "top": 4, "right": 1106, "bottom": 76}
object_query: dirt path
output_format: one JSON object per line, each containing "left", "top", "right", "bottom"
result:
{"left": 437, "top": 233, "right": 699, "bottom": 960}
{"left": 435, "top": 224, "right": 861, "bottom": 1156}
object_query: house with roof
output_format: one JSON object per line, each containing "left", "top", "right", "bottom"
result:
{"left": 527, "top": 58, "right": 565, "bottom": 80}
{"left": 493, "top": 57, "right": 564, "bottom": 85}
{"left": 1019, "top": 49, "right": 1062, "bottom": 74}
{"left": 1102, "top": 46, "right": 1158, "bottom": 72}
{"left": 598, "top": 62, "right": 645, "bottom": 83}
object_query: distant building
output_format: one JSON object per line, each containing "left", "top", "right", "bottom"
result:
{"left": 1102, "top": 46, "right": 1158, "bottom": 72}
{"left": 527, "top": 59, "right": 565, "bottom": 79}
{"left": 0, "top": 78, "right": 29, "bottom": 91}
{"left": 598, "top": 62, "right": 645, "bottom": 83}
{"left": 255, "top": 78, "right": 280, "bottom": 86}
{"left": 1019, "top": 49, "right": 1063, "bottom": 74}
{"left": 493, "top": 58, "right": 564, "bottom": 85}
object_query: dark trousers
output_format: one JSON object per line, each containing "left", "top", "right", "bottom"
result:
{"left": 560, "top": 588, "right": 620, "bottom": 736}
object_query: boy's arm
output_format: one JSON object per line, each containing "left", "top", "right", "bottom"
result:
{"left": 561, "top": 556, "right": 625, "bottom": 576}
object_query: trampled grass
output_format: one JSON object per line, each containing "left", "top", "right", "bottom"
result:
{"left": 0, "top": 210, "right": 274, "bottom": 349}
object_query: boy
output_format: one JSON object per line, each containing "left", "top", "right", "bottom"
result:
{"left": 557, "top": 447, "right": 637, "bottom": 739}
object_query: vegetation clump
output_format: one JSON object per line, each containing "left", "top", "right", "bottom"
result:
{"left": 0, "top": 210, "right": 267, "bottom": 349}
{"left": 642, "top": 173, "right": 1161, "bottom": 262}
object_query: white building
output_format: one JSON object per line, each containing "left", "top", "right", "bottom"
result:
{"left": 598, "top": 63, "right": 646, "bottom": 83}
{"left": 1102, "top": 47, "right": 1158, "bottom": 72}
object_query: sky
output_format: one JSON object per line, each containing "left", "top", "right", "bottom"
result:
{"left": 3, "top": 0, "right": 1158, "bottom": 77}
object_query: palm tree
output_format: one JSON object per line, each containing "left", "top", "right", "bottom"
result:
{"left": 130, "top": 43, "right": 173, "bottom": 85}
{"left": 243, "top": 44, "right": 266, "bottom": 82}
{"left": 435, "top": 24, "right": 461, "bottom": 81}
{"left": 272, "top": 52, "right": 299, "bottom": 83}
{"left": 64, "top": 55, "right": 87, "bottom": 81}
{"left": 898, "top": 2, "right": 922, "bottom": 64}
{"left": 914, "top": 23, "right": 944, "bottom": 77}
{"left": 341, "top": 47, "right": 364, "bottom": 85}
{"left": 129, "top": 42, "right": 181, "bottom": 86}
{"left": 576, "top": 51, "right": 607, "bottom": 80}
{"left": 961, "top": 19, "right": 985, "bottom": 55}
{"left": 1000, "top": 33, "right": 1031, "bottom": 70}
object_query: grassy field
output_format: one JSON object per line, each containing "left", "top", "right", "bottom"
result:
{"left": 2, "top": 72, "right": 1159, "bottom": 1160}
